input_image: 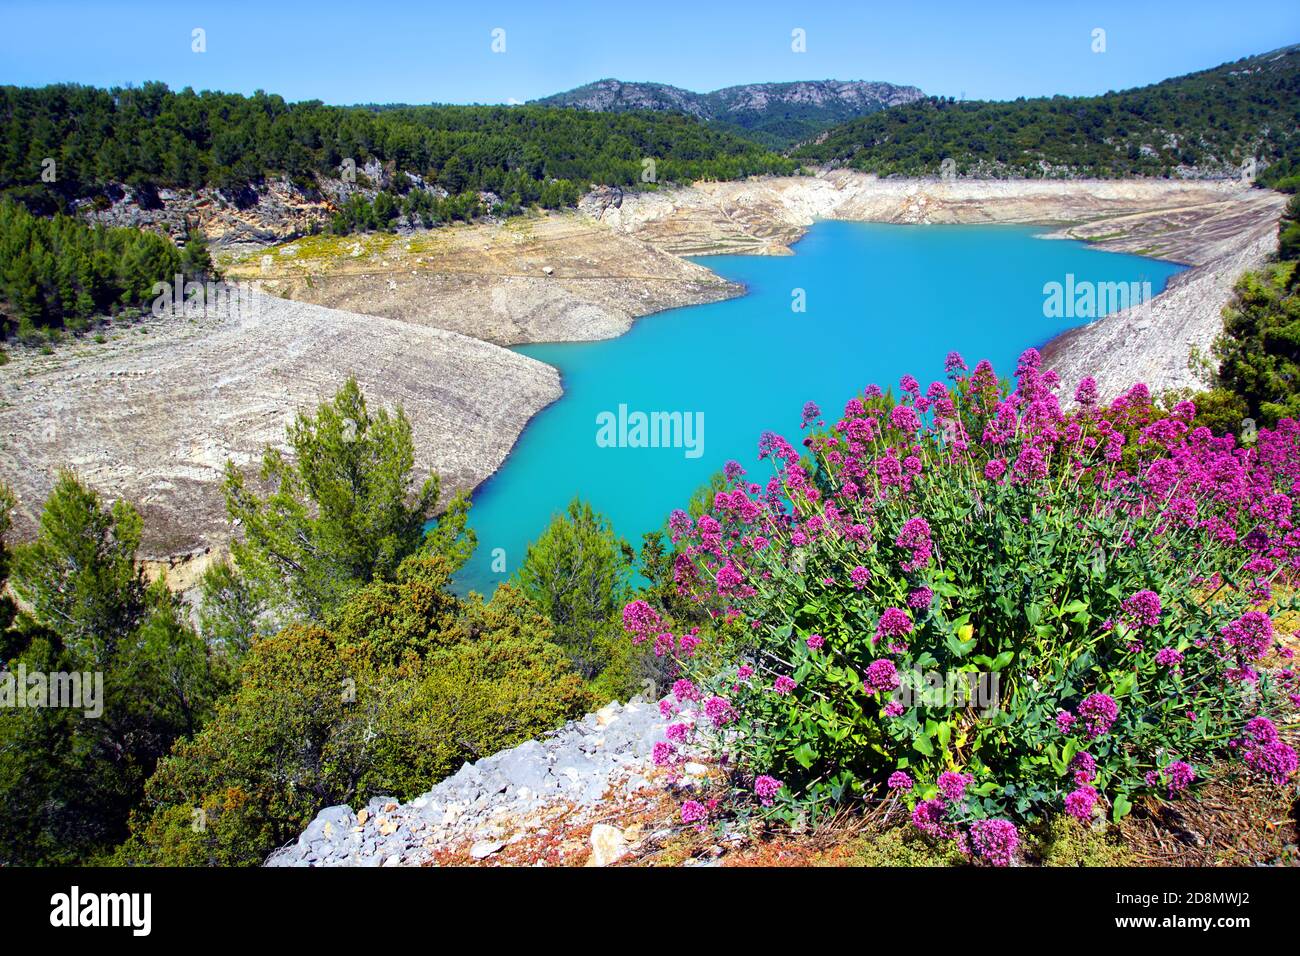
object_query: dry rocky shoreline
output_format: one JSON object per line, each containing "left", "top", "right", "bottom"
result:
{"left": 1, "top": 171, "right": 1285, "bottom": 571}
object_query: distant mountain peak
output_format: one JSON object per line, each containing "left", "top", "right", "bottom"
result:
{"left": 531, "top": 78, "right": 924, "bottom": 149}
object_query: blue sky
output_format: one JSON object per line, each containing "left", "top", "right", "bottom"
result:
{"left": 1, "top": 0, "right": 1296, "bottom": 105}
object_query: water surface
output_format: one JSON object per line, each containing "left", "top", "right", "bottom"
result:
{"left": 453, "top": 221, "right": 1184, "bottom": 594}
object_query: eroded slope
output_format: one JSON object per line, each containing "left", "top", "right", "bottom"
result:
{"left": 0, "top": 294, "right": 560, "bottom": 564}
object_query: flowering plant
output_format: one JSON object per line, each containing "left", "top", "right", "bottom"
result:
{"left": 626, "top": 351, "right": 1300, "bottom": 864}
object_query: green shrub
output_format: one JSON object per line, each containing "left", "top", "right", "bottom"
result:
{"left": 631, "top": 352, "right": 1299, "bottom": 865}
{"left": 1214, "top": 262, "right": 1300, "bottom": 427}
{"left": 1279, "top": 194, "right": 1300, "bottom": 261}
{"left": 1, "top": 473, "right": 228, "bottom": 865}
{"left": 515, "top": 498, "right": 659, "bottom": 701}
{"left": 222, "top": 375, "right": 473, "bottom": 622}
{"left": 1178, "top": 387, "right": 1249, "bottom": 436}
{"left": 117, "top": 556, "right": 587, "bottom": 866}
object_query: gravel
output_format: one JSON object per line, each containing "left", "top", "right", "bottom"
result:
{"left": 264, "top": 698, "right": 671, "bottom": 867}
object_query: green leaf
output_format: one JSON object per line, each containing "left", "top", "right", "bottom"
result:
{"left": 1112, "top": 793, "right": 1132, "bottom": 822}
{"left": 1047, "top": 742, "right": 1066, "bottom": 775}
{"left": 792, "top": 743, "right": 818, "bottom": 769}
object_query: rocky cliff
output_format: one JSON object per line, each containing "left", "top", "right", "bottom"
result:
{"left": 74, "top": 158, "right": 458, "bottom": 248}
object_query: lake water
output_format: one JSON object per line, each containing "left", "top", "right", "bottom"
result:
{"left": 451, "top": 221, "right": 1185, "bottom": 595}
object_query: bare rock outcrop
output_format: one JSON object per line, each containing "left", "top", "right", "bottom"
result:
{"left": 591, "top": 171, "right": 1283, "bottom": 261}
{"left": 265, "top": 698, "right": 674, "bottom": 867}
{"left": 221, "top": 215, "right": 741, "bottom": 346}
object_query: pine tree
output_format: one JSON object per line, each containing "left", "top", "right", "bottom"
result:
{"left": 222, "top": 377, "right": 470, "bottom": 620}
{"left": 9, "top": 470, "right": 146, "bottom": 662}
{"left": 180, "top": 219, "right": 214, "bottom": 281}
{"left": 514, "top": 498, "right": 641, "bottom": 691}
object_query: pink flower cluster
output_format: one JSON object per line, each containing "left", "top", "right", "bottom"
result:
{"left": 910, "top": 770, "right": 1019, "bottom": 866}
{"left": 968, "top": 818, "right": 1020, "bottom": 868}
{"left": 1241, "top": 717, "right": 1298, "bottom": 786}
{"left": 863, "top": 658, "right": 900, "bottom": 694}
{"left": 628, "top": 349, "right": 1300, "bottom": 831}
{"left": 887, "top": 771, "right": 914, "bottom": 791}
{"left": 1064, "top": 785, "right": 1098, "bottom": 821}
{"left": 1121, "top": 589, "right": 1162, "bottom": 629}
{"left": 895, "top": 517, "right": 933, "bottom": 572}
{"left": 1076, "top": 693, "right": 1119, "bottom": 740}
{"left": 754, "top": 775, "right": 783, "bottom": 806}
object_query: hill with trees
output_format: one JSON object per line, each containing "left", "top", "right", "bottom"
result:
{"left": 0, "top": 83, "right": 795, "bottom": 217}
{"left": 793, "top": 45, "right": 1300, "bottom": 186}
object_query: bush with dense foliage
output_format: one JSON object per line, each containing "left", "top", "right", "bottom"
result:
{"left": 1213, "top": 261, "right": 1300, "bottom": 427}
{"left": 116, "top": 553, "right": 588, "bottom": 866}
{"left": 1280, "top": 194, "right": 1300, "bottom": 260}
{"left": 514, "top": 498, "right": 666, "bottom": 702}
{"left": 220, "top": 375, "right": 473, "bottom": 624}
{"left": 628, "top": 350, "right": 1300, "bottom": 865}
{"left": 0, "top": 473, "right": 230, "bottom": 865}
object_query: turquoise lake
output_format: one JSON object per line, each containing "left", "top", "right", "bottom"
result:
{"left": 452, "top": 221, "right": 1185, "bottom": 595}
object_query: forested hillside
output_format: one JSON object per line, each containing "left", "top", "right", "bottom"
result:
{"left": 0, "top": 83, "right": 795, "bottom": 215}
{"left": 0, "top": 201, "right": 210, "bottom": 339}
{"left": 794, "top": 45, "right": 1300, "bottom": 185}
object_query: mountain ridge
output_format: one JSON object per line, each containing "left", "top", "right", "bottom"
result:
{"left": 531, "top": 78, "right": 925, "bottom": 149}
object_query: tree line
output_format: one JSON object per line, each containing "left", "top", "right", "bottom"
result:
{"left": 0, "top": 200, "right": 212, "bottom": 341}
{"left": 0, "top": 82, "right": 796, "bottom": 216}
{"left": 792, "top": 46, "right": 1300, "bottom": 187}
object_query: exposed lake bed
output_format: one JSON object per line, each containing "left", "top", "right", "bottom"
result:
{"left": 0, "top": 175, "right": 1282, "bottom": 579}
